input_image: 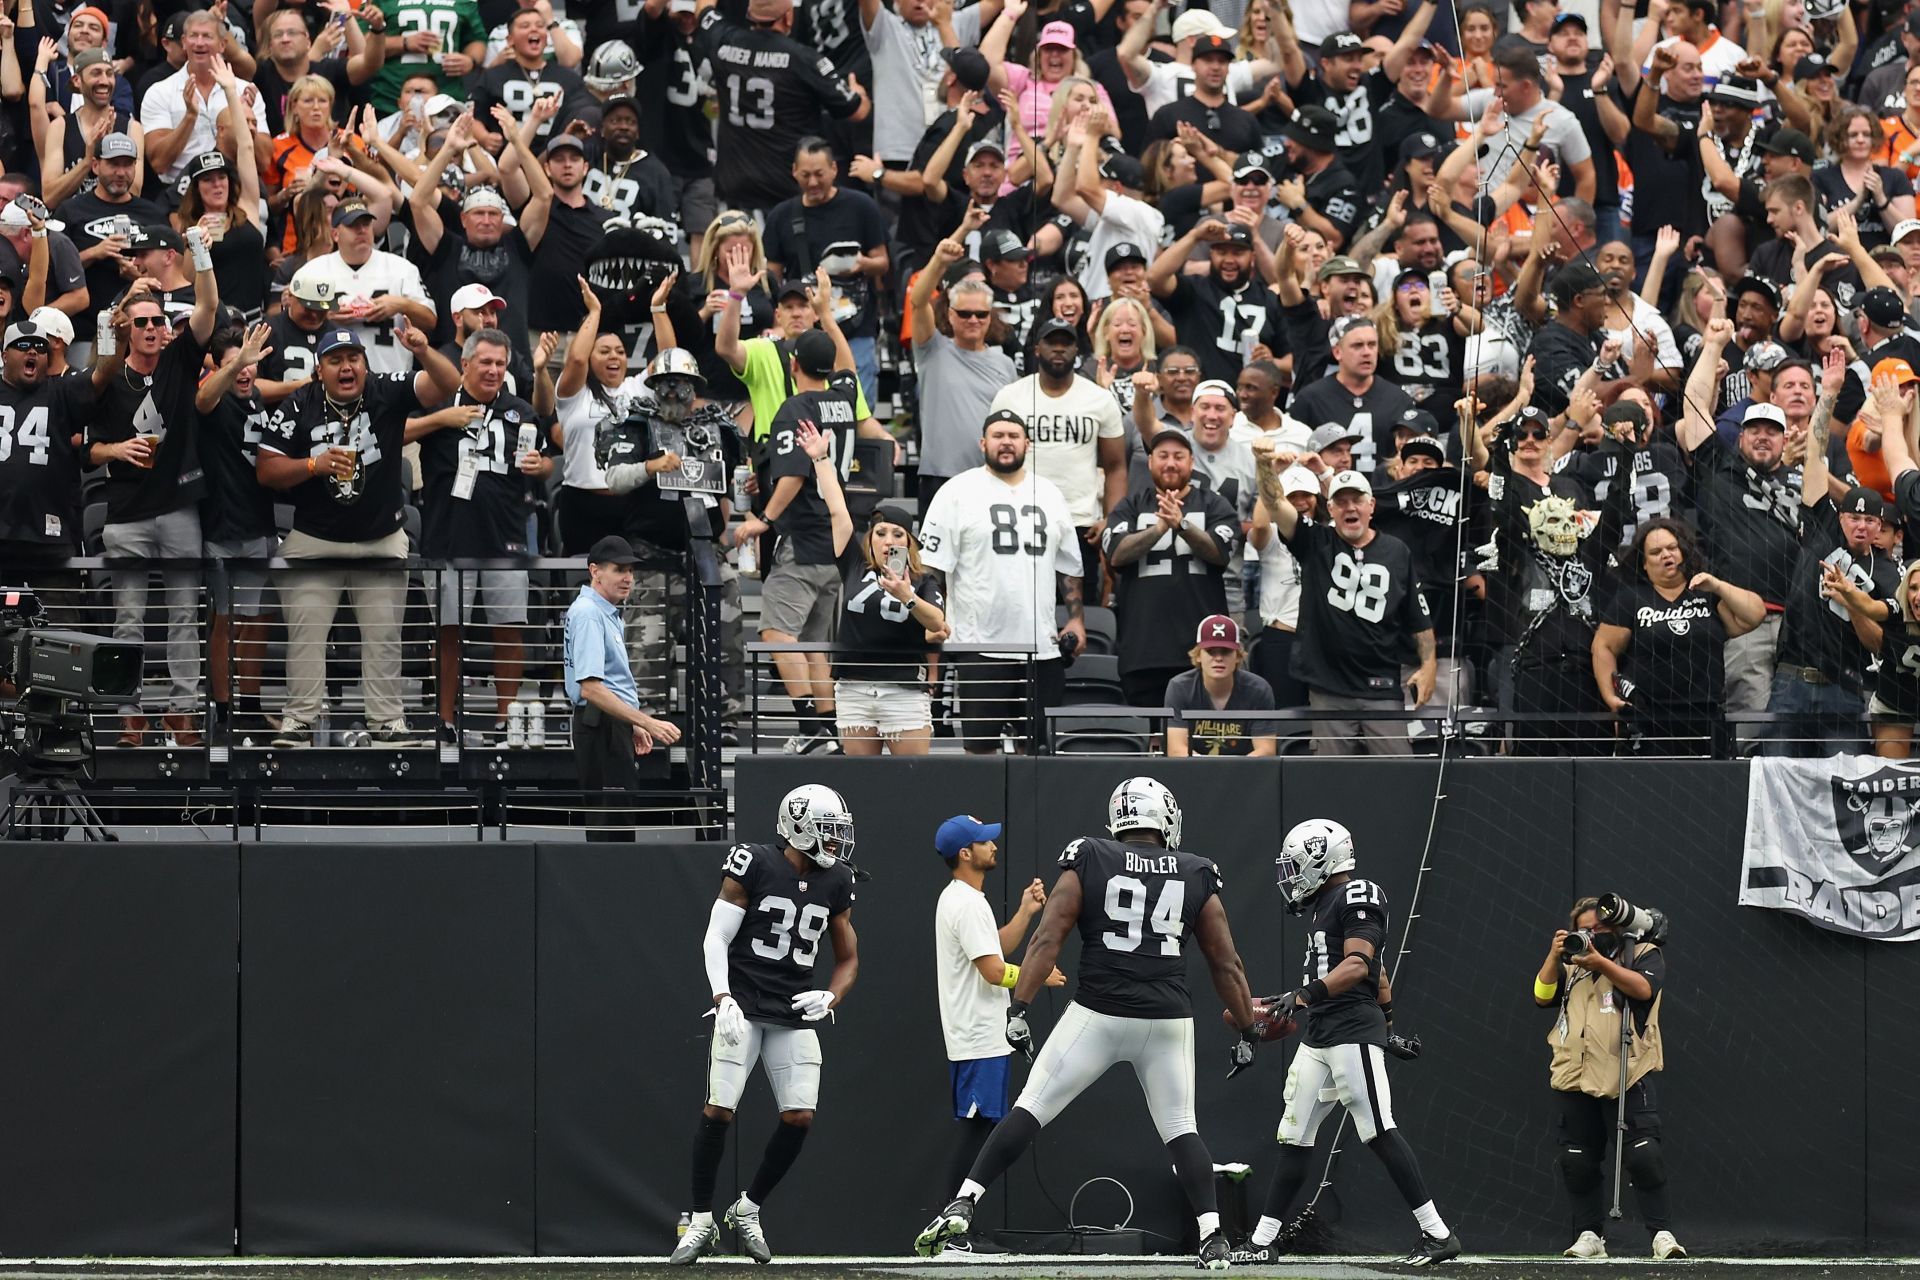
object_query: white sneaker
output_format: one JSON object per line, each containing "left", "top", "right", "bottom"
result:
{"left": 725, "top": 1196, "right": 772, "bottom": 1264}
{"left": 668, "top": 1215, "right": 717, "bottom": 1265}
{"left": 1564, "top": 1230, "right": 1607, "bottom": 1258}
{"left": 1652, "top": 1229, "right": 1687, "bottom": 1260}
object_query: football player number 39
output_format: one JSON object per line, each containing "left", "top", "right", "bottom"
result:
{"left": 1102, "top": 874, "right": 1185, "bottom": 956}
{"left": 754, "top": 896, "right": 830, "bottom": 965}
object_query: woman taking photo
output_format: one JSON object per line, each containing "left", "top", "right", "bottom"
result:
{"left": 834, "top": 506, "right": 948, "bottom": 756}
{"left": 1592, "top": 517, "right": 1766, "bottom": 756}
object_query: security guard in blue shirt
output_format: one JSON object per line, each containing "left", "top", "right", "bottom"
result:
{"left": 564, "top": 535, "right": 682, "bottom": 836}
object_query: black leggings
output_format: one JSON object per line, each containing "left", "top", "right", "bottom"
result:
{"left": 1554, "top": 1082, "right": 1669, "bottom": 1236}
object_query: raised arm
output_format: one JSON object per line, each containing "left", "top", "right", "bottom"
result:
{"left": 556, "top": 276, "right": 601, "bottom": 399}
{"left": 1677, "top": 317, "right": 1732, "bottom": 453}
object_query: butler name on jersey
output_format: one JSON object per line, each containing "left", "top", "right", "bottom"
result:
{"left": 721, "top": 841, "right": 856, "bottom": 1026}
{"left": 1060, "top": 834, "right": 1222, "bottom": 1020}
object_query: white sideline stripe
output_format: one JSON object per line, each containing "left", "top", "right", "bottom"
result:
{"left": 2, "top": 1258, "right": 1918, "bottom": 1269}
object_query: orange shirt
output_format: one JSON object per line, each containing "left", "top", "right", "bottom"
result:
{"left": 265, "top": 133, "right": 320, "bottom": 253}
{"left": 1849, "top": 417, "right": 1897, "bottom": 500}
{"left": 1880, "top": 114, "right": 1920, "bottom": 184}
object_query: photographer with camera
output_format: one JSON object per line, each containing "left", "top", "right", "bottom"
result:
{"left": 1533, "top": 895, "right": 1684, "bottom": 1262}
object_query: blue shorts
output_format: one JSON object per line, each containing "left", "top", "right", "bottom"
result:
{"left": 950, "top": 1054, "right": 1011, "bottom": 1122}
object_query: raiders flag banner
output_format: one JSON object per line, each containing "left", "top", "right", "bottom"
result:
{"left": 1741, "top": 756, "right": 1920, "bottom": 941}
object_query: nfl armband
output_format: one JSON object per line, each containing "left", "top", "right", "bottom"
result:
{"left": 1300, "top": 979, "right": 1330, "bottom": 1006}
{"left": 1534, "top": 978, "right": 1560, "bottom": 1002}
{"left": 999, "top": 963, "right": 1020, "bottom": 989}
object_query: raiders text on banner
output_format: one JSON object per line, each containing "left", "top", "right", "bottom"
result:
{"left": 1742, "top": 756, "right": 1920, "bottom": 941}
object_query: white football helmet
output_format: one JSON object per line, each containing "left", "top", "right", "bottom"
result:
{"left": 776, "top": 784, "right": 856, "bottom": 869}
{"left": 1107, "top": 776, "right": 1182, "bottom": 848}
{"left": 1277, "top": 818, "right": 1356, "bottom": 913}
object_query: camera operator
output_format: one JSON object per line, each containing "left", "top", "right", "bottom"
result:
{"left": 1532, "top": 896, "right": 1685, "bottom": 1263}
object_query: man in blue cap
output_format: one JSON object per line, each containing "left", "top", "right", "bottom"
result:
{"left": 930, "top": 814, "right": 1059, "bottom": 1254}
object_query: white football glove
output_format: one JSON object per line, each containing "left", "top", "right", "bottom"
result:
{"left": 791, "top": 989, "right": 836, "bottom": 1022}
{"left": 711, "top": 995, "right": 747, "bottom": 1047}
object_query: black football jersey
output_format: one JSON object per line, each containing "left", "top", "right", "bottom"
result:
{"left": 1060, "top": 835, "right": 1221, "bottom": 1019}
{"left": 721, "top": 841, "right": 856, "bottom": 1027}
{"left": 0, "top": 372, "right": 89, "bottom": 547}
{"left": 1299, "top": 876, "right": 1389, "bottom": 1049}
{"left": 1284, "top": 523, "right": 1430, "bottom": 700}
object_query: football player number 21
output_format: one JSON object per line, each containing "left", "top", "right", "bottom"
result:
{"left": 1102, "top": 875, "right": 1185, "bottom": 956}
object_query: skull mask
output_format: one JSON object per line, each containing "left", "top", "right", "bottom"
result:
{"left": 651, "top": 374, "right": 697, "bottom": 423}
{"left": 1527, "top": 496, "right": 1580, "bottom": 557}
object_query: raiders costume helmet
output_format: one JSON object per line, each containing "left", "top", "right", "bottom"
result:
{"left": 585, "top": 39, "right": 640, "bottom": 91}
{"left": 646, "top": 347, "right": 708, "bottom": 423}
{"left": 1107, "top": 776, "right": 1182, "bottom": 848}
{"left": 1277, "top": 818, "right": 1357, "bottom": 913}
{"left": 776, "top": 784, "right": 857, "bottom": 869}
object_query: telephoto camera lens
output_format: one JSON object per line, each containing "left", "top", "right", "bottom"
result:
{"left": 1561, "top": 928, "right": 1591, "bottom": 960}
{"left": 1598, "top": 894, "right": 1657, "bottom": 938}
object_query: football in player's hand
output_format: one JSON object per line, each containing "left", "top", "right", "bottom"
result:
{"left": 1223, "top": 996, "right": 1298, "bottom": 1042}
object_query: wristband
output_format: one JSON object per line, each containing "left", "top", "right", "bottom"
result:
{"left": 1378, "top": 1000, "right": 1393, "bottom": 1021}
{"left": 650, "top": 304, "right": 668, "bottom": 313}
{"left": 999, "top": 962, "right": 1020, "bottom": 989}
{"left": 1300, "top": 978, "right": 1329, "bottom": 1006}
{"left": 1534, "top": 977, "right": 1560, "bottom": 1002}
{"left": 727, "top": 289, "right": 745, "bottom": 300}
{"left": 28, "top": 228, "right": 44, "bottom": 240}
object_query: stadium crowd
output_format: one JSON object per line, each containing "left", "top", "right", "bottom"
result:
{"left": 9, "top": 0, "right": 1920, "bottom": 759}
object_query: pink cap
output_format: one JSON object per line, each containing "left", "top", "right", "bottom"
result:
{"left": 1039, "top": 19, "right": 1077, "bottom": 47}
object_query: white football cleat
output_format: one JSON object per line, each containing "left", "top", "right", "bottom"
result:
{"left": 1652, "top": 1229, "right": 1688, "bottom": 1260}
{"left": 1563, "top": 1230, "right": 1607, "bottom": 1258}
{"left": 725, "top": 1196, "right": 772, "bottom": 1264}
{"left": 668, "top": 1215, "right": 718, "bottom": 1266}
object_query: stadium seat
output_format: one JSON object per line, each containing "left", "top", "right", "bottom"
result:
{"left": 1062, "top": 653, "right": 1126, "bottom": 704}
{"left": 1052, "top": 711, "right": 1155, "bottom": 755}
{"left": 1058, "top": 604, "right": 1118, "bottom": 656}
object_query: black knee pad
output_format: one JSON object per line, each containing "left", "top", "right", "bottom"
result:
{"left": 1558, "top": 1143, "right": 1603, "bottom": 1190}
{"left": 1623, "top": 1136, "right": 1665, "bottom": 1189}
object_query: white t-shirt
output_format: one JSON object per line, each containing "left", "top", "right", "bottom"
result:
{"left": 935, "top": 879, "right": 1008, "bottom": 1062}
{"left": 1078, "top": 191, "right": 1166, "bottom": 302}
{"left": 1458, "top": 89, "right": 1591, "bottom": 193}
{"left": 1291, "top": 0, "right": 1350, "bottom": 44}
{"left": 920, "top": 465, "right": 1084, "bottom": 659}
{"left": 557, "top": 374, "right": 648, "bottom": 489}
{"left": 1258, "top": 517, "right": 1305, "bottom": 627}
{"left": 1139, "top": 59, "right": 1263, "bottom": 119}
{"left": 1608, "top": 293, "right": 1683, "bottom": 371}
{"left": 138, "top": 66, "right": 270, "bottom": 183}
{"left": 988, "top": 374, "right": 1124, "bottom": 526}
{"left": 1649, "top": 30, "right": 1747, "bottom": 90}
{"left": 306, "top": 249, "right": 434, "bottom": 377}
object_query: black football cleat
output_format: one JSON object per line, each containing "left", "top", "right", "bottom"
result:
{"left": 914, "top": 1195, "right": 975, "bottom": 1257}
{"left": 1196, "top": 1229, "right": 1232, "bottom": 1270}
{"left": 1399, "top": 1231, "right": 1462, "bottom": 1265}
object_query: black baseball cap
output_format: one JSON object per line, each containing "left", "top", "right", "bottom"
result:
{"left": 1145, "top": 426, "right": 1194, "bottom": 453}
{"left": 1400, "top": 130, "right": 1450, "bottom": 162}
{"left": 1860, "top": 286, "right": 1906, "bottom": 328}
{"left": 1841, "top": 485, "right": 1889, "bottom": 519}
{"left": 942, "top": 46, "right": 991, "bottom": 91}
{"left": 1284, "top": 104, "right": 1337, "bottom": 152}
{"left": 1793, "top": 52, "right": 1835, "bottom": 79}
{"left": 1550, "top": 259, "right": 1606, "bottom": 302}
{"left": 128, "top": 224, "right": 184, "bottom": 252}
{"left": 774, "top": 277, "right": 812, "bottom": 301}
{"left": 1105, "top": 242, "right": 1149, "bottom": 270}
{"left": 1758, "top": 128, "right": 1816, "bottom": 164}
{"left": 1100, "top": 152, "right": 1146, "bottom": 189}
{"left": 1397, "top": 407, "right": 1440, "bottom": 436}
{"left": 1211, "top": 221, "right": 1255, "bottom": 247}
{"left": 1550, "top": 11, "right": 1587, "bottom": 29}
{"left": 982, "top": 407, "right": 1028, "bottom": 433}
{"left": 1232, "top": 151, "right": 1273, "bottom": 181}
{"left": 1032, "top": 316, "right": 1079, "bottom": 344}
{"left": 980, "top": 229, "right": 1031, "bottom": 262}
{"left": 1729, "top": 274, "right": 1782, "bottom": 311}
{"left": 1400, "top": 433, "right": 1447, "bottom": 462}
{"left": 330, "top": 200, "right": 375, "bottom": 227}
{"left": 792, "top": 328, "right": 837, "bottom": 377}
{"left": 588, "top": 535, "right": 640, "bottom": 565}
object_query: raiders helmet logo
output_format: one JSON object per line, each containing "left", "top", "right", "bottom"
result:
{"left": 1834, "top": 766, "right": 1920, "bottom": 875}
{"left": 1303, "top": 835, "right": 1327, "bottom": 859}
{"left": 786, "top": 795, "right": 811, "bottom": 823}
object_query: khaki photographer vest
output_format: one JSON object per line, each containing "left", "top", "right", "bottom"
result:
{"left": 1547, "top": 942, "right": 1665, "bottom": 1098}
